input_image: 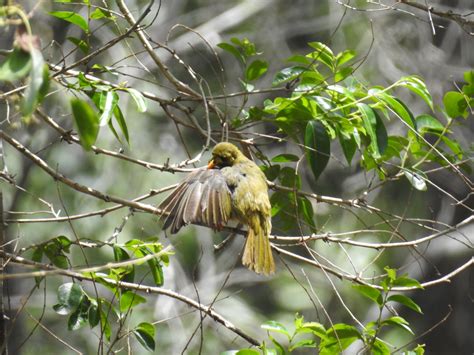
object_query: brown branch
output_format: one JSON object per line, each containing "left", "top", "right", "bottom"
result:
{"left": 5, "top": 186, "right": 176, "bottom": 224}
{"left": 274, "top": 245, "right": 473, "bottom": 291}
{"left": 274, "top": 215, "right": 474, "bottom": 249}
{"left": 0, "top": 130, "right": 159, "bottom": 215}
{"left": 398, "top": 1, "right": 474, "bottom": 35}
{"left": 35, "top": 109, "right": 195, "bottom": 173}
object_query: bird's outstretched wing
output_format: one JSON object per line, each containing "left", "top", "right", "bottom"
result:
{"left": 158, "top": 169, "right": 232, "bottom": 233}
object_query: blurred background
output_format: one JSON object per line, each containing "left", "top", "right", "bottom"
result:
{"left": 1, "top": 0, "right": 473, "bottom": 353}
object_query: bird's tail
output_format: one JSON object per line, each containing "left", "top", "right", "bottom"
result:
{"left": 242, "top": 215, "right": 275, "bottom": 275}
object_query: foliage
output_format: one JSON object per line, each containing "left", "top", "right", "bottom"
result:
{"left": 0, "top": 1, "right": 472, "bottom": 354}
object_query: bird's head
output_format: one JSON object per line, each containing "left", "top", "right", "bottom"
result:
{"left": 208, "top": 142, "right": 244, "bottom": 169}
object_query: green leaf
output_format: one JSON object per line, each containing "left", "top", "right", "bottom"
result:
{"left": 217, "top": 43, "right": 245, "bottom": 64}
{"left": 320, "top": 324, "right": 360, "bottom": 354}
{"left": 358, "top": 103, "right": 381, "bottom": 158}
{"left": 272, "top": 66, "right": 306, "bottom": 86}
{"left": 119, "top": 291, "right": 146, "bottom": 313}
{"left": 90, "top": 8, "right": 113, "bottom": 20}
{"left": 21, "top": 48, "right": 46, "bottom": 116}
{"left": 399, "top": 76, "right": 433, "bottom": 110}
{"left": 245, "top": 59, "right": 268, "bottom": 81}
{"left": 54, "top": 235, "right": 72, "bottom": 250}
{"left": 126, "top": 88, "right": 147, "bottom": 113}
{"left": 336, "top": 50, "right": 356, "bottom": 67}
{"left": 278, "top": 167, "right": 301, "bottom": 189}
{"left": 392, "top": 276, "right": 423, "bottom": 289}
{"left": 99, "top": 304, "right": 112, "bottom": 341}
{"left": 353, "top": 284, "right": 383, "bottom": 306}
{"left": 381, "top": 316, "right": 414, "bottom": 334}
{"left": 231, "top": 37, "right": 257, "bottom": 57}
{"left": 53, "top": 283, "right": 84, "bottom": 315}
{"left": 134, "top": 322, "right": 156, "bottom": 352}
{"left": 49, "top": 11, "right": 89, "bottom": 32}
{"left": 261, "top": 164, "right": 280, "bottom": 181}
{"left": 113, "top": 105, "right": 130, "bottom": 144}
{"left": 88, "top": 299, "right": 100, "bottom": 328}
{"left": 270, "top": 190, "right": 288, "bottom": 217}
{"left": 374, "top": 110, "right": 388, "bottom": 154}
{"left": 440, "top": 136, "right": 463, "bottom": 159}
{"left": 220, "top": 350, "right": 260, "bottom": 355}
{"left": 403, "top": 344, "right": 426, "bottom": 355}
{"left": 387, "top": 294, "right": 423, "bottom": 313}
{"left": 113, "top": 246, "right": 135, "bottom": 283}
{"left": 299, "top": 322, "right": 326, "bottom": 339}
{"left": 99, "top": 90, "right": 118, "bottom": 126}
{"left": 44, "top": 243, "right": 69, "bottom": 269}
{"left": 299, "top": 196, "right": 316, "bottom": 231}
{"left": 0, "top": 48, "right": 32, "bottom": 81}
{"left": 71, "top": 98, "right": 100, "bottom": 150}
{"left": 289, "top": 339, "right": 316, "bottom": 351}
{"left": 67, "top": 36, "right": 90, "bottom": 54}
{"left": 443, "top": 91, "right": 468, "bottom": 119}
{"left": 68, "top": 298, "right": 90, "bottom": 330}
{"left": 148, "top": 258, "right": 164, "bottom": 286}
{"left": 338, "top": 131, "right": 357, "bottom": 165}
{"left": 372, "top": 338, "right": 391, "bottom": 355}
{"left": 415, "top": 114, "right": 445, "bottom": 134}
{"left": 384, "top": 267, "right": 397, "bottom": 281}
{"left": 307, "top": 42, "right": 335, "bottom": 69}
{"left": 403, "top": 170, "right": 427, "bottom": 191}
{"left": 271, "top": 154, "right": 299, "bottom": 162}
{"left": 305, "top": 120, "right": 330, "bottom": 181}
{"left": 370, "top": 89, "right": 417, "bottom": 130}
{"left": 32, "top": 247, "right": 43, "bottom": 263}
{"left": 268, "top": 335, "right": 286, "bottom": 354}
{"left": 261, "top": 320, "right": 291, "bottom": 339}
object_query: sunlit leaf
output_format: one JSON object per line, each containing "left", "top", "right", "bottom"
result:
{"left": 261, "top": 320, "right": 291, "bottom": 339}
{"left": 370, "top": 89, "right": 417, "bottom": 130}
{"left": 53, "top": 283, "right": 84, "bottom": 315}
{"left": 307, "top": 42, "right": 335, "bottom": 69}
{"left": 336, "top": 50, "right": 356, "bottom": 67}
{"left": 387, "top": 294, "right": 423, "bottom": 313}
{"left": 217, "top": 42, "right": 245, "bottom": 64}
{"left": 403, "top": 170, "right": 427, "bottom": 191}
{"left": 392, "top": 276, "right": 423, "bottom": 289}
{"left": 126, "top": 88, "right": 147, "bottom": 113}
{"left": 415, "top": 114, "right": 445, "bottom": 134}
{"left": 443, "top": 91, "right": 468, "bottom": 119}
{"left": 271, "top": 154, "right": 299, "bottom": 162}
{"left": 399, "top": 76, "right": 434, "bottom": 110}
{"left": 49, "top": 11, "right": 89, "bottom": 32}
{"left": 68, "top": 298, "right": 90, "bottom": 330}
{"left": 71, "top": 98, "right": 100, "bottom": 150}
{"left": 272, "top": 66, "right": 306, "bottom": 86}
{"left": 381, "top": 316, "right": 414, "bottom": 334}
{"left": 99, "top": 90, "right": 118, "bottom": 126}
{"left": 357, "top": 103, "right": 381, "bottom": 158}
{"left": 353, "top": 284, "right": 383, "bottom": 305}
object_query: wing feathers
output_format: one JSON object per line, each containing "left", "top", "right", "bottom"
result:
{"left": 158, "top": 169, "right": 232, "bottom": 233}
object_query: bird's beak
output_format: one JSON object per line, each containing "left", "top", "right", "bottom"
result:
{"left": 207, "top": 159, "right": 215, "bottom": 169}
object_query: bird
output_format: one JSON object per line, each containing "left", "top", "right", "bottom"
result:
{"left": 158, "top": 142, "right": 275, "bottom": 275}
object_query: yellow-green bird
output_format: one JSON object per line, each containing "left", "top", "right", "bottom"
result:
{"left": 158, "top": 142, "right": 275, "bottom": 275}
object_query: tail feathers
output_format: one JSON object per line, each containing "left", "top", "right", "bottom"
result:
{"left": 242, "top": 215, "right": 275, "bottom": 275}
